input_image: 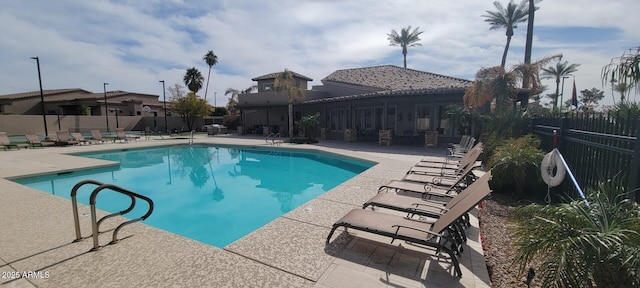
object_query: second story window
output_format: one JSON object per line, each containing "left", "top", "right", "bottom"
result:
{"left": 263, "top": 83, "right": 273, "bottom": 91}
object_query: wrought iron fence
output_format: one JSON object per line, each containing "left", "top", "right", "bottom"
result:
{"left": 531, "top": 112, "right": 640, "bottom": 202}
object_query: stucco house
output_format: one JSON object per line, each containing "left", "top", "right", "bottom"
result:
{"left": 0, "top": 88, "right": 166, "bottom": 117}
{"left": 237, "top": 65, "right": 472, "bottom": 145}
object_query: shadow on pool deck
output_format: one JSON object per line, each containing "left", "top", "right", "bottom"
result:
{"left": 0, "top": 135, "right": 490, "bottom": 287}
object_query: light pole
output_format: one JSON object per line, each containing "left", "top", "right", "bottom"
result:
{"left": 103, "top": 82, "right": 110, "bottom": 132}
{"left": 113, "top": 108, "right": 120, "bottom": 128}
{"left": 159, "top": 80, "right": 167, "bottom": 133}
{"left": 31, "top": 57, "right": 48, "bottom": 136}
{"left": 560, "top": 76, "right": 570, "bottom": 111}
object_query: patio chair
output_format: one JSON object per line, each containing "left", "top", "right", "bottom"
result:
{"left": 90, "top": 130, "right": 110, "bottom": 143}
{"left": 116, "top": 128, "right": 133, "bottom": 143}
{"left": 380, "top": 161, "right": 479, "bottom": 197}
{"left": 413, "top": 143, "right": 483, "bottom": 176}
{"left": 448, "top": 135, "right": 470, "bottom": 151}
{"left": 406, "top": 147, "right": 482, "bottom": 185}
{"left": 25, "top": 134, "right": 54, "bottom": 148}
{"left": 327, "top": 174, "right": 492, "bottom": 277}
{"left": 56, "top": 130, "right": 79, "bottom": 146}
{"left": 0, "top": 132, "right": 20, "bottom": 150}
{"left": 365, "top": 170, "right": 492, "bottom": 229}
{"left": 71, "top": 132, "right": 92, "bottom": 145}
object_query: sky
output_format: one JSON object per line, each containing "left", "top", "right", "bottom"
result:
{"left": 1, "top": 0, "right": 639, "bottom": 108}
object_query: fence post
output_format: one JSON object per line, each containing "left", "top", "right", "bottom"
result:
{"left": 627, "top": 117, "right": 640, "bottom": 202}
{"left": 558, "top": 112, "right": 569, "bottom": 154}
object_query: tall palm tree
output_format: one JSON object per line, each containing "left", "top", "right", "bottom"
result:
{"left": 522, "top": 0, "right": 540, "bottom": 107}
{"left": 183, "top": 67, "right": 204, "bottom": 94}
{"left": 202, "top": 51, "right": 218, "bottom": 103}
{"left": 464, "top": 54, "right": 560, "bottom": 111}
{"left": 483, "top": 0, "right": 529, "bottom": 68}
{"left": 541, "top": 61, "right": 580, "bottom": 109}
{"left": 274, "top": 69, "right": 304, "bottom": 139}
{"left": 387, "top": 26, "right": 424, "bottom": 68}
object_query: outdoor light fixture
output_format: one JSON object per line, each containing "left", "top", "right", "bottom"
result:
{"left": 104, "top": 82, "right": 109, "bottom": 132}
{"left": 31, "top": 57, "right": 48, "bottom": 136}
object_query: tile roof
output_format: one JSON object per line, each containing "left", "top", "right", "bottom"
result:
{"left": 321, "top": 65, "right": 471, "bottom": 91}
{"left": 252, "top": 71, "right": 313, "bottom": 81}
{"left": 0, "top": 88, "right": 90, "bottom": 100}
{"left": 304, "top": 86, "right": 467, "bottom": 104}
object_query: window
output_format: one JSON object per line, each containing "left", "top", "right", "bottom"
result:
{"left": 263, "top": 83, "right": 273, "bottom": 91}
{"left": 329, "top": 108, "right": 349, "bottom": 131}
{"left": 386, "top": 106, "right": 396, "bottom": 131}
{"left": 416, "top": 105, "right": 430, "bottom": 132}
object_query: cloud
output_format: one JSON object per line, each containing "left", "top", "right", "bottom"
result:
{"left": 1, "top": 0, "right": 639, "bottom": 105}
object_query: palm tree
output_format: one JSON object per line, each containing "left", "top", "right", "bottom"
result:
{"left": 183, "top": 67, "right": 204, "bottom": 94}
{"left": 442, "top": 104, "right": 471, "bottom": 135}
{"left": 225, "top": 85, "right": 256, "bottom": 115}
{"left": 522, "top": 0, "right": 540, "bottom": 106}
{"left": 602, "top": 46, "right": 640, "bottom": 95}
{"left": 513, "top": 176, "right": 640, "bottom": 287}
{"left": 613, "top": 82, "right": 633, "bottom": 102}
{"left": 541, "top": 61, "right": 580, "bottom": 109}
{"left": 274, "top": 69, "right": 304, "bottom": 139}
{"left": 523, "top": 0, "right": 537, "bottom": 66}
{"left": 483, "top": 0, "right": 529, "bottom": 68}
{"left": 464, "top": 54, "right": 560, "bottom": 111}
{"left": 387, "top": 26, "right": 424, "bottom": 68}
{"left": 202, "top": 51, "right": 218, "bottom": 103}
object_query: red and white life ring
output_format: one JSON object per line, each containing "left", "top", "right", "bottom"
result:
{"left": 541, "top": 149, "right": 566, "bottom": 187}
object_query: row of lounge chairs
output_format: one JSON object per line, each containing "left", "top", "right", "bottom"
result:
{"left": 1, "top": 129, "right": 133, "bottom": 150}
{"left": 326, "top": 142, "right": 489, "bottom": 278}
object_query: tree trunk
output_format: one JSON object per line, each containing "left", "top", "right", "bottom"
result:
{"left": 204, "top": 66, "right": 211, "bottom": 103}
{"left": 553, "top": 78, "right": 560, "bottom": 109}
{"left": 501, "top": 36, "right": 511, "bottom": 68}
{"left": 403, "top": 52, "right": 407, "bottom": 68}
{"left": 288, "top": 100, "right": 294, "bottom": 140}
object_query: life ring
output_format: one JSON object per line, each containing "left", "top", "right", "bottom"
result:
{"left": 541, "top": 150, "right": 566, "bottom": 187}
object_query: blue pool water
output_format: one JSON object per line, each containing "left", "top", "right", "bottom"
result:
{"left": 14, "top": 145, "right": 373, "bottom": 247}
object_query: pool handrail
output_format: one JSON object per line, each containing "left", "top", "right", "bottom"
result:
{"left": 70, "top": 179, "right": 154, "bottom": 251}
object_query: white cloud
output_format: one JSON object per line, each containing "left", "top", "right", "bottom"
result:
{"left": 1, "top": 0, "right": 639, "bottom": 105}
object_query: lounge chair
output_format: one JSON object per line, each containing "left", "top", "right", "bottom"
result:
{"left": 326, "top": 175, "right": 492, "bottom": 277}
{"left": 404, "top": 148, "right": 482, "bottom": 187}
{"left": 0, "top": 132, "right": 20, "bottom": 150}
{"left": 412, "top": 143, "right": 483, "bottom": 176}
{"left": 380, "top": 162, "right": 479, "bottom": 197}
{"left": 364, "top": 170, "right": 492, "bottom": 228}
{"left": 448, "top": 135, "right": 470, "bottom": 151}
{"left": 71, "top": 132, "right": 92, "bottom": 145}
{"left": 56, "top": 130, "right": 79, "bottom": 146}
{"left": 90, "top": 130, "right": 109, "bottom": 143}
{"left": 116, "top": 128, "right": 132, "bottom": 143}
{"left": 416, "top": 142, "right": 483, "bottom": 168}
{"left": 25, "top": 134, "right": 53, "bottom": 148}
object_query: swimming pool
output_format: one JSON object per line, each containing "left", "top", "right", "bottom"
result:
{"left": 14, "top": 145, "right": 373, "bottom": 247}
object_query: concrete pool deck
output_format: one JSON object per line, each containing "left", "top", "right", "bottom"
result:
{"left": 0, "top": 134, "right": 491, "bottom": 287}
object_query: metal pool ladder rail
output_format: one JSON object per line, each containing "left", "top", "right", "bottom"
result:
{"left": 71, "top": 180, "right": 154, "bottom": 251}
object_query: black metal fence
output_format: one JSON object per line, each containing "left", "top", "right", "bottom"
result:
{"left": 531, "top": 112, "right": 640, "bottom": 202}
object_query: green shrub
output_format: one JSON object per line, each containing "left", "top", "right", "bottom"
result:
{"left": 487, "top": 134, "right": 544, "bottom": 198}
{"left": 513, "top": 175, "right": 640, "bottom": 287}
